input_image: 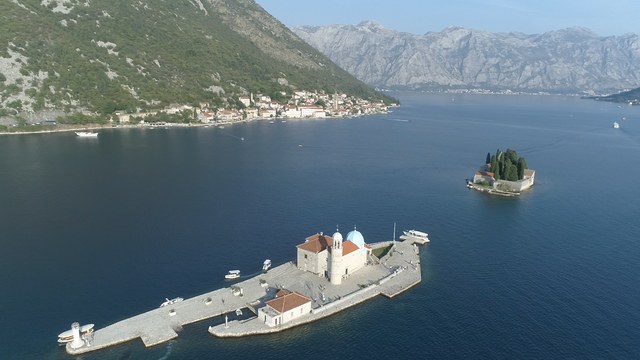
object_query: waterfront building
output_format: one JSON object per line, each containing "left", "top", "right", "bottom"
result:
{"left": 258, "top": 289, "right": 312, "bottom": 327}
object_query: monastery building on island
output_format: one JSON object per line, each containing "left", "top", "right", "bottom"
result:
{"left": 296, "top": 227, "right": 371, "bottom": 285}
{"left": 257, "top": 227, "right": 372, "bottom": 327}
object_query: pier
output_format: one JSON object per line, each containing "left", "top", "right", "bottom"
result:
{"left": 66, "top": 238, "right": 422, "bottom": 355}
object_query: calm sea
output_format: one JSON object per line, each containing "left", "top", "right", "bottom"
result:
{"left": 1, "top": 93, "right": 639, "bottom": 359}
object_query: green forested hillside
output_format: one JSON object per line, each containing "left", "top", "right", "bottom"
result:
{"left": 0, "top": 0, "right": 393, "bottom": 118}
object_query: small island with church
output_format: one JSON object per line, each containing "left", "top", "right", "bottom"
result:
{"left": 467, "top": 149, "right": 535, "bottom": 196}
{"left": 62, "top": 225, "right": 423, "bottom": 356}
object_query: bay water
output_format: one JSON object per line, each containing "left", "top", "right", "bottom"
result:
{"left": 1, "top": 93, "right": 639, "bottom": 359}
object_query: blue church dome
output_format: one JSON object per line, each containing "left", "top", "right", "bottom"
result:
{"left": 346, "top": 227, "right": 366, "bottom": 248}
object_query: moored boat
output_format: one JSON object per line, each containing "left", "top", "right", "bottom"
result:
{"left": 402, "top": 229, "right": 430, "bottom": 244}
{"left": 262, "top": 259, "right": 271, "bottom": 273}
{"left": 75, "top": 131, "right": 98, "bottom": 137}
{"left": 159, "top": 297, "right": 184, "bottom": 307}
{"left": 225, "top": 270, "right": 240, "bottom": 279}
{"left": 57, "top": 324, "right": 94, "bottom": 345}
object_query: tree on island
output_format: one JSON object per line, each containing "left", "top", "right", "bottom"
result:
{"left": 487, "top": 149, "right": 528, "bottom": 181}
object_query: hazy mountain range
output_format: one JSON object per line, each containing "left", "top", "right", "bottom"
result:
{"left": 294, "top": 21, "right": 640, "bottom": 95}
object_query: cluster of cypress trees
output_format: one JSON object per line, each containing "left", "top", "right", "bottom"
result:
{"left": 485, "top": 149, "right": 528, "bottom": 181}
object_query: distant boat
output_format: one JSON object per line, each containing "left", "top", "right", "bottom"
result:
{"left": 613, "top": 122, "right": 620, "bottom": 129}
{"left": 269, "top": 120, "right": 275, "bottom": 124}
{"left": 57, "top": 324, "right": 94, "bottom": 345}
{"left": 225, "top": 270, "right": 240, "bottom": 279}
{"left": 75, "top": 131, "right": 98, "bottom": 137}
{"left": 262, "top": 259, "right": 271, "bottom": 273}
{"left": 235, "top": 308, "right": 243, "bottom": 316}
{"left": 159, "top": 297, "right": 184, "bottom": 307}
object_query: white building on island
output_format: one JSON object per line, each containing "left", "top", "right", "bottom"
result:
{"left": 258, "top": 289, "right": 312, "bottom": 327}
{"left": 296, "top": 227, "right": 370, "bottom": 285}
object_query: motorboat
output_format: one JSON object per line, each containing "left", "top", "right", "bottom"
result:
{"left": 75, "top": 131, "right": 98, "bottom": 137}
{"left": 613, "top": 122, "right": 620, "bottom": 129}
{"left": 235, "top": 308, "right": 243, "bottom": 316}
{"left": 57, "top": 323, "right": 94, "bottom": 345}
{"left": 225, "top": 270, "right": 240, "bottom": 279}
{"left": 262, "top": 259, "right": 272, "bottom": 273}
{"left": 403, "top": 230, "right": 429, "bottom": 239}
{"left": 402, "top": 230, "right": 430, "bottom": 244}
{"left": 159, "top": 297, "right": 184, "bottom": 307}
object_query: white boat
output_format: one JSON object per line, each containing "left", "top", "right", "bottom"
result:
{"left": 613, "top": 122, "right": 620, "bottom": 129}
{"left": 235, "top": 308, "right": 243, "bottom": 316}
{"left": 159, "top": 297, "right": 184, "bottom": 307}
{"left": 225, "top": 270, "right": 240, "bottom": 279}
{"left": 403, "top": 230, "right": 429, "bottom": 239}
{"left": 402, "top": 230, "right": 430, "bottom": 244}
{"left": 57, "top": 324, "right": 94, "bottom": 345}
{"left": 75, "top": 131, "right": 98, "bottom": 137}
{"left": 262, "top": 259, "right": 271, "bottom": 272}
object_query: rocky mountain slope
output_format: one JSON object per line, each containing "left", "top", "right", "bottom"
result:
{"left": 294, "top": 21, "right": 640, "bottom": 94}
{"left": 0, "top": 0, "right": 390, "bottom": 119}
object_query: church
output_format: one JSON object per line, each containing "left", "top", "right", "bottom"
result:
{"left": 296, "top": 227, "right": 370, "bottom": 285}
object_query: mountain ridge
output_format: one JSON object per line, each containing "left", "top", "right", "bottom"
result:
{"left": 0, "top": 0, "right": 392, "bottom": 121}
{"left": 294, "top": 21, "right": 640, "bottom": 95}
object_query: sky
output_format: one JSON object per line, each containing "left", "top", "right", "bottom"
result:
{"left": 256, "top": 0, "right": 639, "bottom": 36}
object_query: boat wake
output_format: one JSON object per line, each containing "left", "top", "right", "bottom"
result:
{"left": 157, "top": 340, "right": 176, "bottom": 360}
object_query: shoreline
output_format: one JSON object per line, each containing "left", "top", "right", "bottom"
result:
{"left": 466, "top": 182, "right": 521, "bottom": 197}
{"left": 0, "top": 112, "right": 388, "bottom": 136}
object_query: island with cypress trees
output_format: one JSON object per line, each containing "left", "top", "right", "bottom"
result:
{"left": 467, "top": 149, "right": 535, "bottom": 196}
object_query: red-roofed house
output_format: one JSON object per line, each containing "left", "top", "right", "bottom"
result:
{"left": 258, "top": 289, "right": 312, "bottom": 327}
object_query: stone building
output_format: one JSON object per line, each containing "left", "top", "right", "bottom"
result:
{"left": 296, "top": 227, "right": 370, "bottom": 285}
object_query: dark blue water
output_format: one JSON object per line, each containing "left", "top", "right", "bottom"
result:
{"left": 1, "top": 94, "right": 639, "bottom": 359}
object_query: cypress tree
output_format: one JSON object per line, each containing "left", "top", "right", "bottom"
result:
{"left": 517, "top": 158, "right": 525, "bottom": 179}
{"left": 486, "top": 152, "right": 491, "bottom": 165}
{"left": 506, "top": 164, "right": 518, "bottom": 181}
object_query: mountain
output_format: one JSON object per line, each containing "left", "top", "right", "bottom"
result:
{"left": 0, "top": 0, "right": 391, "bottom": 119}
{"left": 294, "top": 21, "right": 640, "bottom": 95}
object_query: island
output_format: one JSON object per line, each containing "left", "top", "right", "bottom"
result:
{"left": 467, "top": 149, "right": 535, "bottom": 196}
{"left": 63, "top": 226, "right": 423, "bottom": 355}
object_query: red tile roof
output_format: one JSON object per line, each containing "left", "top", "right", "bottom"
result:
{"left": 297, "top": 233, "right": 333, "bottom": 253}
{"left": 342, "top": 240, "right": 359, "bottom": 256}
{"left": 328, "top": 240, "right": 360, "bottom": 256}
{"left": 266, "top": 291, "right": 311, "bottom": 314}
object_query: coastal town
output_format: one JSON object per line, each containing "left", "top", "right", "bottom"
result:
{"left": 115, "top": 90, "right": 391, "bottom": 125}
{"left": 0, "top": 90, "right": 392, "bottom": 134}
